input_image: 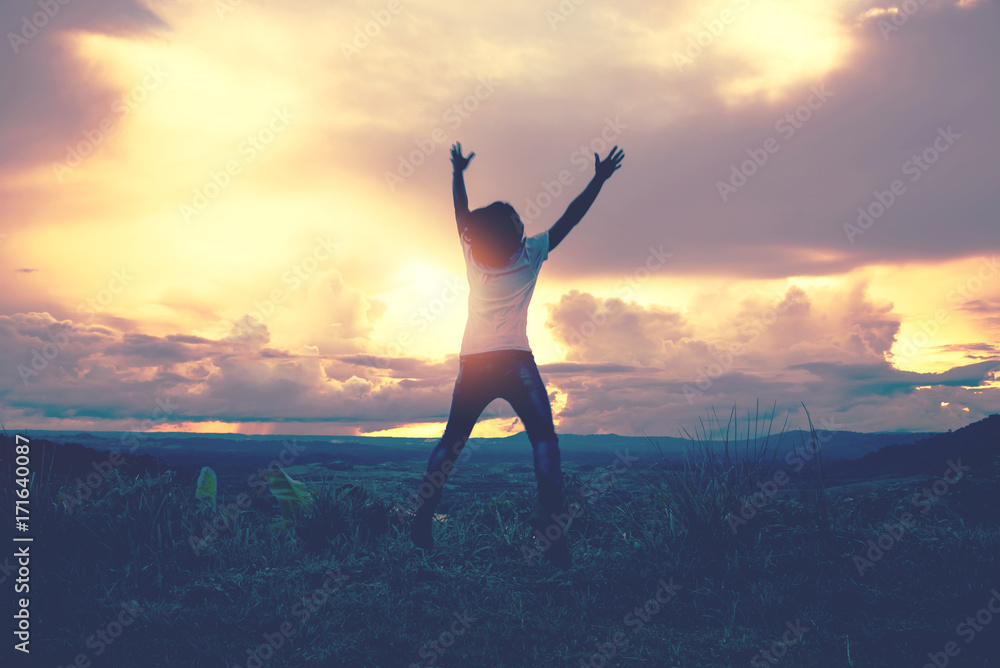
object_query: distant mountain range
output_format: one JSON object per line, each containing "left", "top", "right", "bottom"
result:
{"left": 15, "top": 425, "right": 942, "bottom": 464}
{"left": 0, "top": 422, "right": 965, "bottom": 464}
{"left": 829, "top": 413, "right": 1000, "bottom": 480}
{"left": 4, "top": 415, "right": 998, "bottom": 488}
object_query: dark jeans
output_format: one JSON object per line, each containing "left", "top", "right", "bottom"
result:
{"left": 417, "top": 349, "right": 564, "bottom": 516}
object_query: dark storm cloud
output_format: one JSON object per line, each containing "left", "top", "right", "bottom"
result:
{"left": 790, "top": 359, "right": 1000, "bottom": 396}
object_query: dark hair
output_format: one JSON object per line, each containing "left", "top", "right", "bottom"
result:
{"left": 463, "top": 201, "right": 524, "bottom": 267}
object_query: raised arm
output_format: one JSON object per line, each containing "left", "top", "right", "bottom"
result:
{"left": 548, "top": 146, "right": 624, "bottom": 253}
{"left": 451, "top": 142, "right": 475, "bottom": 235}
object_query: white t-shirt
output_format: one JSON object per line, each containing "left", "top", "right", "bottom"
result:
{"left": 459, "top": 230, "right": 549, "bottom": 356}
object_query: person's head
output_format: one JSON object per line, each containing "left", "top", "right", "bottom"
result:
{"left": 463, "top": 201, "right": 525, "bottom": 267}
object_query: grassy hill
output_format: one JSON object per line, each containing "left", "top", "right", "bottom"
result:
{"left": 2, "top": 413, "right": 998, "bottom": 667}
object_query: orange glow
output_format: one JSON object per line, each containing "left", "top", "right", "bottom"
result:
{"left": 165, "top": 421, "right": 244, "bottom": 434}
{"left": 3, "top": 0, "right": 996, "bottom": 437}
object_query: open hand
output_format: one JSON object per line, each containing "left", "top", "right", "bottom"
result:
{"left": 594, "top": 146, "right": 624, "bottom": 181}
{"left": 451, "top": 142, "right": 475, "bottom": 172}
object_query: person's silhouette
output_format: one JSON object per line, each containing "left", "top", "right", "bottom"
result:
{"left": 410, "top": 141, "right": 625, "bottom": 569}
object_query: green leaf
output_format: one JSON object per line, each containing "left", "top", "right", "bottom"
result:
{"left": 268, "top": 466, "right": 314, "bottom": 519}
{"left": 195, "top": 466, "right": 217, "bottom": 509}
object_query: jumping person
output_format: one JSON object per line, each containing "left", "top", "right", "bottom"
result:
{"left": 410, "top": 141, "right": 625, "bottom": 569}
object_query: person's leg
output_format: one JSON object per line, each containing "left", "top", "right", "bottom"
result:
{"left": 499, "top": 351, "right": 571, "bottom": 568}
{"left": 411, "top": 356, "right": 494, "bottom": 549}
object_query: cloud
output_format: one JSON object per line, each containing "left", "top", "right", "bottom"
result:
{"left": 0, "top": 287, "right": 995, "bottom": 435}
{"left": 539, "top": 362, "right": 640, "bottom": 374}
{"left": 0, "top": 0, "right": 168, "bottom": 174}
{"left": 0, "top": 309, "right": 462, "bottom": 429}
{"left": 544, "top": 289, "right": 689, "bottom": 367}
{"left": 532, "top": 279, "right": 997, "bottom": 433}
{"left": 1, "top": 0, "right": 998, "bottom": 436}
{"left": 789, "top": 359, "right": 1000, "bottom": 396}
{"left": 544, "top": 280, "right": 900, "bottom": 373}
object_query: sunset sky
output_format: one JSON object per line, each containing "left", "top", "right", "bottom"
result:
{"left": 1, "top": 0, "right": 998, "bottom": 438}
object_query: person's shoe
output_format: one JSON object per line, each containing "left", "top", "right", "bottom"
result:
{"left": 411, "top": 510, "right": 433, "bottom": 550}
{"left": 543, "top": 533, "right": 572, "bottom": 570}
{"left": 529, "top": 509, "right": 573, "bottom": 570}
